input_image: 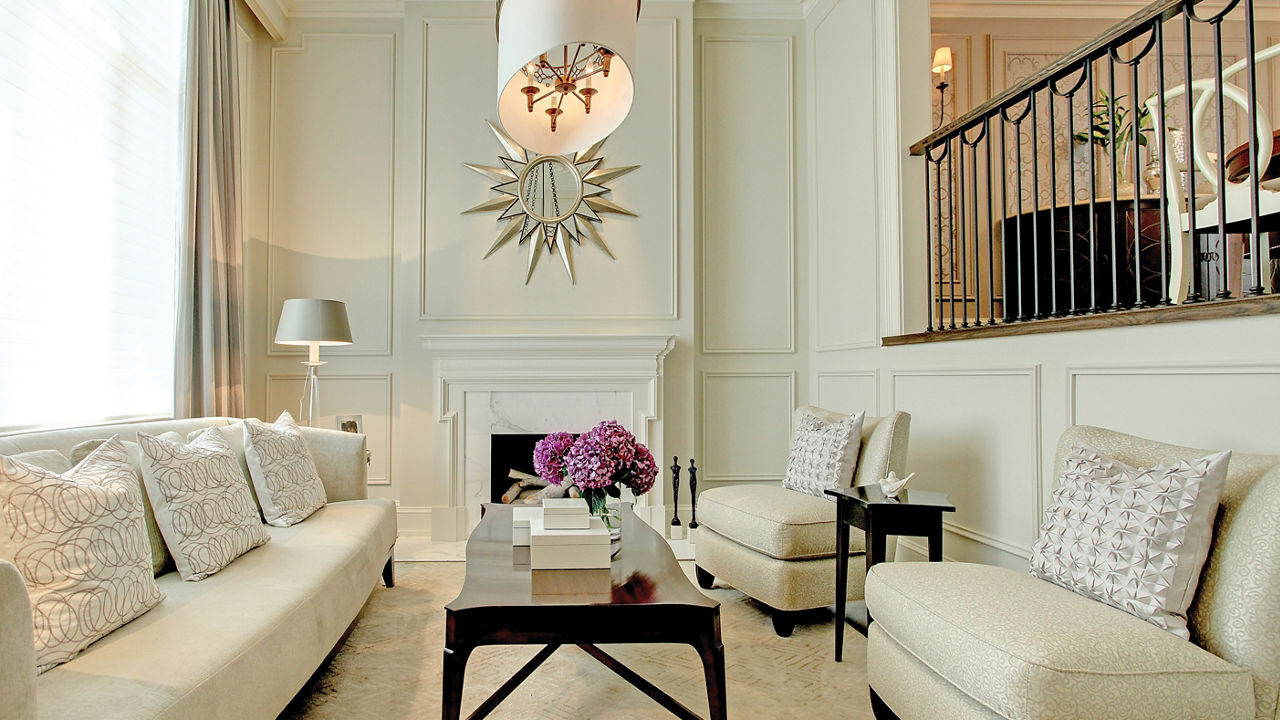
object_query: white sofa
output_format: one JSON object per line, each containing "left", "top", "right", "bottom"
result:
{"left": 0, "top": 417, "right": 398, "bottom": 720}
{"left": 865, "top": 425, "right": 1279, "bottom": 720}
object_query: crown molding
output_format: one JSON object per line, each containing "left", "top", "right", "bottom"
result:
{"left": 243, "top": 0, "right": 288, "bottom": 39}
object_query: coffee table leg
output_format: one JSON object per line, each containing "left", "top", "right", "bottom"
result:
{"left": 695, "top": 617, "right": 727, "bottom": 720}
{"left": 442, "top": 643, "right": 472, "bottom": 720}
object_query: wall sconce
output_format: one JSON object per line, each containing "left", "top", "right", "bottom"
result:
{"left": 931, "top": 46, "right": 953, "bottom": 130}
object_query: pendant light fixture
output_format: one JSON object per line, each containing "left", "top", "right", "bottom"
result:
{"left": 495, "top": 0, "right": 640, "bottom": 157}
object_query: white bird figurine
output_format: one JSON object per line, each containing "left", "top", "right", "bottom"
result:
{"left": 878, "top": 471, "right": 914, "bottom": 499}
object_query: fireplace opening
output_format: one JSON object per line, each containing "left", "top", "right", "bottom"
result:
{"left": 489, "top": 433, "right": 579, "bottom": 505}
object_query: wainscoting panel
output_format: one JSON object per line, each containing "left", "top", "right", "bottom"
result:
{"left": 814, "top": 371, "right": 879, "bottom": 416}
{"left": 1069, "top": 364, "right": 1280, "bottom": 455}
{"left": 268, "top": 33, "right": 395, "bottom": 356}
{"left": 700, "top": 35, "right": 795, "bottom": 353}
{"left": 266, "top": 373, "right": 394, "bottom": 486}
{"left": 890, "top": 367, "right": 1041, "bottom": 566}
{"left": 420, "top": 19, "right": 678, "bottom": 320}
{"left": 812, "top": 4, "right": 878, "bottom": 351}
{"left": 700, "top": 372, "right": 797, "bottom": 483}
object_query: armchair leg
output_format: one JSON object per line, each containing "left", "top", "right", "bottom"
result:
{"left": 771, "top": 610, "right": 798, "bottom": 638}
{"left": 381, "top": 553, "right": 395, "bottom": 588}
{"left": 695, "top": 565, "right": 715, "bottom": 590}
{"left": 869, "top": 688, "right": 901, "bottom": 720}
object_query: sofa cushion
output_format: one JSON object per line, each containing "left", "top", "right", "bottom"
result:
{"left": 70, "top": 433, "right": 184, "bottom": 577}
{"left": 865, "top": 561, "right": 1254, "bottom": 720}
{"left": 783, "top": 408, "right": 865, "bottom": 499}
{"left": 187, "top": 422, "right": 264, "bottom": 517}
{"left": 8, "top": 450, "right": 71, "bottom": 474}
{"left": 242, "top": 411, "right": 327, "bottom": 527}
{"left": 698, "top": 484, "right": 864, "bottom": 560}
{"left": 138, "top": 429, "right": 270, "bottom": 581}
{"left": 33, "top": 498, "right": 396, "bottom": 720}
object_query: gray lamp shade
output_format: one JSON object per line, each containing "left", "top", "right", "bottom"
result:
{"left": 274, "top": 299, "right": 353, "bottom": 346}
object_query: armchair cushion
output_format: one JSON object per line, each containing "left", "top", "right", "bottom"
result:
{"left": 866, "top": 561, "right": 1254, "bottom": 720}
{"left": 699, "top": 484, "right": 864, "bottom": 560}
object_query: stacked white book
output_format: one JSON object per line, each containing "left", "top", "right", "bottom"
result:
{"left": 530, "top": 498, "right": 611, "bottom": 569}
{"left": 512, "top": 506, "right": 542, "bottom": 547}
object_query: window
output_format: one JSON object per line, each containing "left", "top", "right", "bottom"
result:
{"left": 0, "top": 0, "right": 187, "bottom": 430}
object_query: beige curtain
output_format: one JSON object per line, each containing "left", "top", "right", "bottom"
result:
{"left": 175, "top": 0, "right": 245, "bottom": 418}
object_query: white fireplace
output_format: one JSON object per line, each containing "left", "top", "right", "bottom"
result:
{"left": 420, "top": 334, "right": 676, "bottom": 541}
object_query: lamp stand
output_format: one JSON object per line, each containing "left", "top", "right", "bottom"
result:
{"left": 299, "top": 341, "right": 324, "bottom": 427}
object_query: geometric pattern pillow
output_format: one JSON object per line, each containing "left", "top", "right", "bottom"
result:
{"left": 0, "top": 437, "right": 164, "bottom": 672}
{"left": 782, "top": 408, "right": 865, "bottom": 500}
{"left": 1030, "top": 443, "right": 1232, "bottom": 638}
{"left": 137, "top": 428, "right": 269, "bottom": 581}
{"left": 242, "top": 411, "right": 327, "bottom": 527}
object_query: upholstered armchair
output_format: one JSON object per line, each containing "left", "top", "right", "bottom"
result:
{"left": 694, "top": 409, "right": 911, "bottom": 636}
{"left": 865, "top": 425, "right": 1280, "bottom": 720}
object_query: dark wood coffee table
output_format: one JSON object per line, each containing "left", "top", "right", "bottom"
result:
{"left": 443, "top": 503, "right": 726, "bottom": 720}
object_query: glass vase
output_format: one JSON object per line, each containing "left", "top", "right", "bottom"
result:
{"left": 583, "top": 488, "right": 623, "bottom": 556}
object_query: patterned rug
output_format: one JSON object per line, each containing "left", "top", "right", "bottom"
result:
{"left": 280, "top": 561, "right": 874, "bottom": 719}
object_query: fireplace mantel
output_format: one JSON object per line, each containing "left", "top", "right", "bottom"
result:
{"left": 420, "top": 334, "right": 677, "bottom": 541}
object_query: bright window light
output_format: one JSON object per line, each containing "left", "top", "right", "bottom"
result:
{"left": 0, "top": 0, "right": 187, "bottom": 431}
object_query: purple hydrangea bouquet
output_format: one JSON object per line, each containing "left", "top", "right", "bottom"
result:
{"left": 533, "top": 420, "right": 658, "bottom": 531}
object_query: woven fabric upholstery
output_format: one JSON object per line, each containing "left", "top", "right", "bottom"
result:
{"left": 866, "top": 561, "right": 1254, "bottom": 720}
{"left": 696, "top": 526, "right": 867, "bottom": 611}
{"left": 698, "top": 484, "right": 864, "bottom": 560}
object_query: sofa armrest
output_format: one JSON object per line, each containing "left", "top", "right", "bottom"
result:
{"left": 1, "top": 559, "right": 35, "bottom": 720}
{"left": 301, "top": 427, "right": 369, "bottom": 502}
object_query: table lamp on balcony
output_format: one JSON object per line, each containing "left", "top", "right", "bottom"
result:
{"left": 274, "top": 298, "right": 352, "bottom": 426}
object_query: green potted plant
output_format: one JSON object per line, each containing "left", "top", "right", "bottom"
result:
{"left": 1072, "top": 90, "right": 1155, "bottom": 194}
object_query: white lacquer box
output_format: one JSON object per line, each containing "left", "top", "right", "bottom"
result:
{"left": 512, "top": 506, "right": 543, "bottom": 546}
{"left": 541, "top": 497, "right": 591, "bottom": 530}
{"left": 529, "top": 515, "right": 611, "bottom": 569}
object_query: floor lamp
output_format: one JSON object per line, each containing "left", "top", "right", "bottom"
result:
{"left": 274, "top": 298, "right": 353, "bottom": 427}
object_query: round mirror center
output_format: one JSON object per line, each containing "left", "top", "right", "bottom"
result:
{"left": 518, "top": 155, "right": 583, "bottom": 224}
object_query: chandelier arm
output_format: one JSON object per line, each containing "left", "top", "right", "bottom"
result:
{"left": 533, "top": 89, "right": 556, "bottom": 104}
{"left": 569, "top": 44, "right": 584, "bottom": 75}
{"left": 572, "top": 91, "right": 588, "bottom": 106}
{"left": 576, "top": 67, "right": 606, "bottom": 82}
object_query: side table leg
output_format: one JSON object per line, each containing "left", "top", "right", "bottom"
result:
{"left": 442, "top": 643, "right": 472, "bottom": 720}
{"left": 695, "top": 616, "right": 728, "bottom": 720}
{"left": 928, "top": 520, "right": 944, "bottom": 562}
{"left": 834, "top": 510, "right": 849, "bottom": 662}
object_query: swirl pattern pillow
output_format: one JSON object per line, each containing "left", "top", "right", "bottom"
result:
{"left": 783, "top": 408, "right": 866, "bottom": 499}
{"left": 243, "top": 411, "right": 327, "bottom": 527}
{"left": 1030, "top": 443, "right": 1231, "bottom": 638}
{"left": 138, "top": 428, "right": 269, "bottom": 581}
{"left": 0, "top": 437, "right": 164, "bottom": 672}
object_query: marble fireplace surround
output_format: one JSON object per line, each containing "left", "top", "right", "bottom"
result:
{"left": 420, "top": 334, "right": 677, "bottom": 542}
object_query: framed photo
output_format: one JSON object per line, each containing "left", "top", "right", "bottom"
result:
{"left": 335, "top": 414, "right": 363, "bottom": 434}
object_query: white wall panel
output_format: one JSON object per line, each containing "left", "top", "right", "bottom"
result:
{"left": 1069, "top": 365, "right": 1280, "bottom": 454}
{"left": 269, "top": 34, "right": 395, "bottom": 356}
{"left": 812, "top": 1, "right": 878, "bottom": 350}
{"left": 266, "top": 373, "right": 393, "bottom": 485}
{"left": 420, "top": 19, "right": 678, "bottom": 320}
{"left": 700, "top": 35, "right": 795, "bottom": 353}
{"left": 891, "top": 368, "right": 1041, "bottom": 566}
{"left": 701, "top": 372, "right": 796, "bottom": 482}
{"left": 815, "top": 371, "right": 879, "bottom": 415}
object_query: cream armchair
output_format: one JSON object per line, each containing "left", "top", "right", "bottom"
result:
{"left": 865, "top": 425, "right": 1280, "bottom": 720}
{"left": 694, "top": 409, "right": 911, "bottom": 637}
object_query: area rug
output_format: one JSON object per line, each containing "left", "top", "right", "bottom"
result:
{"left": 281, "top": 561, "right": 874, "bottom": 719}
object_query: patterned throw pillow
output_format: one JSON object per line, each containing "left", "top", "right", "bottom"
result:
{"left": 782, "top": 409, "right": 866, "bottom": 499}
{"left": 0, "top": 437, "right": 164, "bottom": 672}
{"left": 242, "top": 411, "right": 328, "bottom": 527}
{"left": 1030, "top": 443, "right": 1231, "bottom": 638}
{"left": 138, "top": 428, "right": 269, "bottom": 581}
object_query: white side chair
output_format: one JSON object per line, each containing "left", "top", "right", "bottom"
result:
{"left": 693, "top": 409, "right": 911, "bottom": 636}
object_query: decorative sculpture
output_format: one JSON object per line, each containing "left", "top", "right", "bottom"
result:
{"left": 878, "top": 471, "right": 914, "bottom": 499}
{"left": 670, "top": 456, "right": 682, "bottom": 528}
{"left": 688, "top": 458, "right": 699, "bottom": 529}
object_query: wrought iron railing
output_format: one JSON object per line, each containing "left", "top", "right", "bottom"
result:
{"left": 913, "top": 0, "right": 1278, "bottom": 333}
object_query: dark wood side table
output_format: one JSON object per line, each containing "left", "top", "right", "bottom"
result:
{"left": 824, "top": 485, "right": 955, "bottom": 662}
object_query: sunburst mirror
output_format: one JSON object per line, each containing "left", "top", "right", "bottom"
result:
{"left": 463, "top": 122, "right": 638, "bottom": 284}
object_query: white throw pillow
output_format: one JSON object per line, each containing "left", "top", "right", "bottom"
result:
{"left": 138, "top": 428, "right": 269, "bottom": 581}
{"left": 1030, "top": 443, "right": 1231, "bottom": 638}
{"left": 242, "top": 411, "right": 327, "bottom": 527}
{"left": 0, "top": 437, "right": 164, "bottom": 672}
{"left": 782, "top": 408, "right": 866, "bottom": 499}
